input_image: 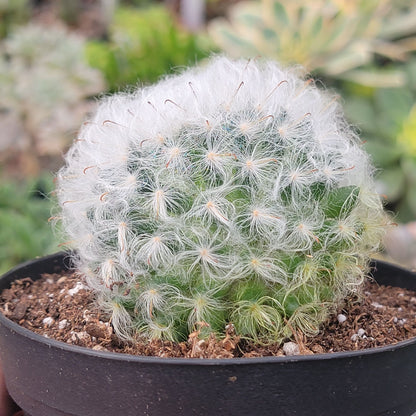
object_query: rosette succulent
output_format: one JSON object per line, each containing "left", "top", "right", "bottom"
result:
{"left": 57, "top": 57, "right": 388, "bottom": 344}
{"left": 208, "top": 0, "right": 416, "bottom": 88}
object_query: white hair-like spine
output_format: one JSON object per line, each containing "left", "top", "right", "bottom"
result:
{"left": 57, "top": 57, "right": 388, "bottom": 343}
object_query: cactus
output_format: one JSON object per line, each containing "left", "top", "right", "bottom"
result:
{"left": 57, "top": 57, "right": 388, "bottom": 345}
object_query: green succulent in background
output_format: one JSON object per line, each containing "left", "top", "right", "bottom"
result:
{"left": 0, "top": 0, "right": 30, "bottom": 39}
{"left": 208, "top": 0, "right": 416, "bottom": 88}
{"left": 344, "top": 82, "right": 416, "bottom": 222}
{"left": 85, "top": 5, "right": 215, "bottom": 92}
{"left": 0, "top": 175, "right": 59, "bottom": 274}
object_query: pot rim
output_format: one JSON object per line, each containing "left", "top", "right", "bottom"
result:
{"left": 1, "top": 253, "right": 415, "bottom": 366}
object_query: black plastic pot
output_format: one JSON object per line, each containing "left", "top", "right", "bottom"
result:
{"left": 0, "top": 253, "right": 415, "bottom": 416}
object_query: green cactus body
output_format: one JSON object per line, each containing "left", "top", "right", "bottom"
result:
{"left": 57, "top": 57, "right": 387, "bottom": 344}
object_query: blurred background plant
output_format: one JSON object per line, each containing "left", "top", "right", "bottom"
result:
{"left": 208, "top": 0, "right": 416, "bottom": 88}
{"left": 0, "top": 23, "right": 105, "bottom": 178}
{"left": 56, "top": 0, "right": 119, "bottom": 37}
{"left": 0, "top": 0, "right": 31, "bottom": 39}
{"left": 85, "top": 4, "right": 214, "bottom": 91}
{"left": 0, "top": 175, "right": 59, "bottom": 274}
{"left": 1, "top": 0, "right": 416, "bottom": 272}
{"left": 345, "top": 85, "right": 416, "bottom": 222}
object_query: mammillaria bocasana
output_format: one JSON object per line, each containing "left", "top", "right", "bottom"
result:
{"left": 57, "top": 57, "right": 388, "bottom": 344}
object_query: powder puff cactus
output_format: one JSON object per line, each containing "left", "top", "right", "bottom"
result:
{"left": 57, "top": 57, "right": 388, "bottom": 344}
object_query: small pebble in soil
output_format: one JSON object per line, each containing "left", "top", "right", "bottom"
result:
{"left": 58, "top": 319, "right": 68, "bottom": 330}
{"left": 351, "top": 328, "right": 366, "bottom": 341}
{"left": 283, "top": 342, "right": 300, "bottom": 356}
{"left": 42, "top": 317, "right": 54, "bottom": 327}
{"left": 83, "top": 310, "right": 94, "bottom": 322}
{"left": 337, "top": 314, "right": 347, "bottom": 323}
{"left": 71, "top": 331, "right": 90, "bottom": 343}
{"left": 57, "top": 276, "right": 67, "bottom": 285}
{"left": 68, "top": 282, "right": 87, "bottom": 296}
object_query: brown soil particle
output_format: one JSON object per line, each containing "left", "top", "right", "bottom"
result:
{"left": 1, "top": 273, "right": 415, "bottom": 359}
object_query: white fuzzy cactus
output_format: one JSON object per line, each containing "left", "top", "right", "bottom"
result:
{"left": 57, "top": 57, "right": 388, "bottom": 344}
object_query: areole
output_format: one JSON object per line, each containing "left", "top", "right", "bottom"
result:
{"left": 0, "top": 253, "right": 415, "bottom": 416}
